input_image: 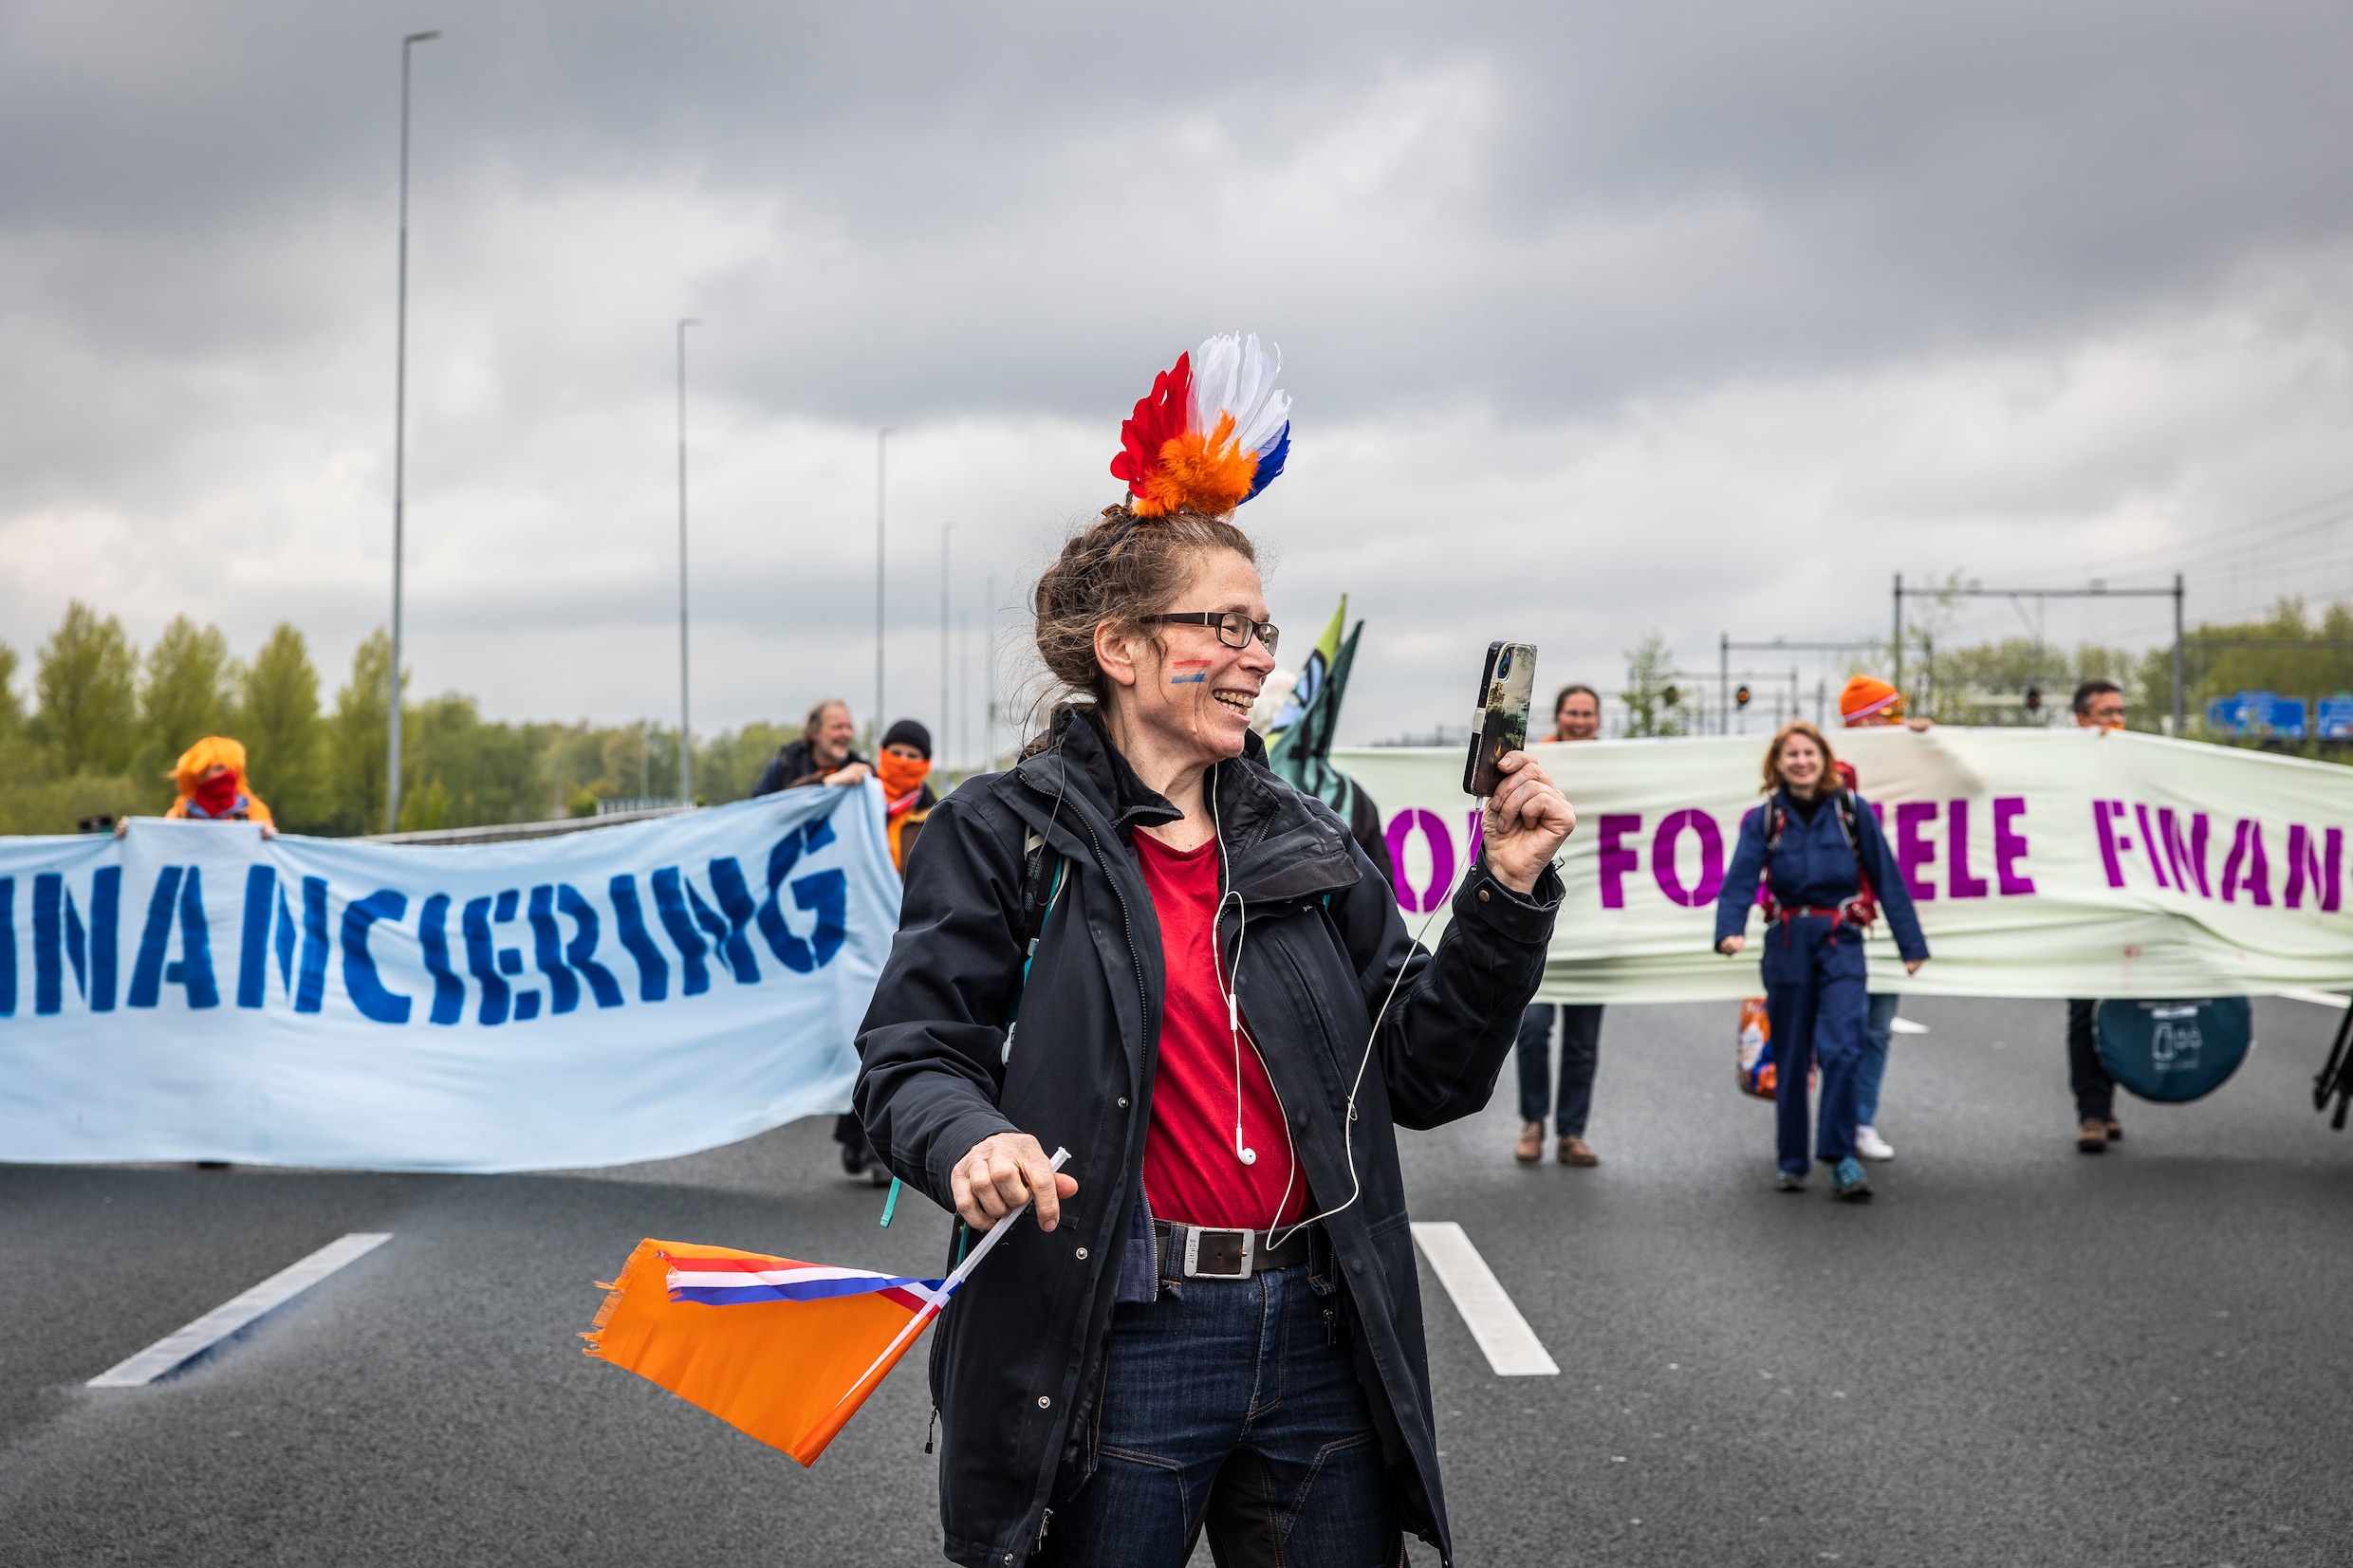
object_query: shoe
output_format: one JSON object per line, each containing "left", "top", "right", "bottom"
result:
{"left": 1776, "top": 1171, "right": 1806, "bottom": 1192}
{"left": 840, "top": 1142, "right": 870, "bottom": 1176}
{"left": 1559, "top": 1135, "right": 1600, "bottom": 1167}
{"left": 2105, "top": 1119, "right": 2123, "bottom": 1143}
{"left": 1514, "top": 1122, "right": 1543, "bottom": 1164}
{"left": 1833, "top": 1156, "right": 1873, "bottom": 1202}
{"left": 865, "top": 1161, "right": 894, "bottom": 1188}
{"left": 2077, "top": 1118, "right": 2108, "bottom": 1154}
{"left": 1854, "top": 1125, "right": 1895, "bottom": 1162}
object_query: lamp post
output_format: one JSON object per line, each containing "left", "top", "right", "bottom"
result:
{"left": 939, "top": 522, "right": 954, "bottom": 759}
{"left": 876, "top": 428, "right": 893, "bottom": 737}
{"left": 386, "top": 28, "right": 439, "bottom": 833}
{"left": 676, "top": 317, "right": 699, "bottom": 805}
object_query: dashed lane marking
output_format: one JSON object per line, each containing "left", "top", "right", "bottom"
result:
{"left": 1410, "top": 1221, "right": 1559, "bottom": 1376}
{"left": 87, "top": 1233, "right": 392, "bottom": 1388}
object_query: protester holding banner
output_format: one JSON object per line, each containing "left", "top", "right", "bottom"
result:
{"left": 1516, "top": 682, "right": 1605, "bottom": 1167}
{"left": 2067, "top": 678, "right": 2129, "bottom": 1153}
{"left": 855, "top": 335, "right": 1572, "bottom": 1568}
{"left": 1714, "top": 721, "right": 1926, "bottom": 1201}
{"left": 875, "top": 718, "right": 939, "bottom": 873}
{"left": 751, "top": 699, "right": 871, "bottom": 796}
{"left": 114, "top": 735, "right": 276, "bottom": 839}
{"left": 1837, "top": 673, "right": 1930, "bottom": 1162}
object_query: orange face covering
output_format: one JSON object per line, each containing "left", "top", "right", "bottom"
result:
{"left": 876, "top": 751, "right": 931, "bottom": 814}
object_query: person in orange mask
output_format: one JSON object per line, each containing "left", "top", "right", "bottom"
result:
{"left": 1835, "top": 675, "right": 1929, "bottom": 1162}
{"left": 875, "top": 718, "right": 938, "bottom": 874}
{"left": 119, "top": 736, "right": 277, "bottom": 839}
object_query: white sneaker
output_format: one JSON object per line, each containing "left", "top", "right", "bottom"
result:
{"left": 1855, "top": 1125, "right": 1896, "bottom": 1161}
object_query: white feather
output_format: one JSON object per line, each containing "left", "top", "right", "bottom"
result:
{"left": 1190, "top": 333, "right": 1290, "bottom": 456}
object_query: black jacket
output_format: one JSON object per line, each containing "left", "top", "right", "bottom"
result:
{"left": 855, "top": 710, "right": 1563, "bottom": 1568}
{"left": 750, "top": 740, "right": 867, "bottom": 797}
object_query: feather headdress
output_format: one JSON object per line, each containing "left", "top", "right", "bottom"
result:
{"left": 1110, "top": 334, "right": 1290, "bottom": 517}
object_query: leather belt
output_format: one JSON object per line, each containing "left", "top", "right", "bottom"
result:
{"left": 1154, "top": 1218, "right": 1314, "bottom": 1280}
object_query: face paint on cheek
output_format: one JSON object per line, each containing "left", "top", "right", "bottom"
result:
{"left": 1171, "top": 658, "right": 1211, "bottom": 685}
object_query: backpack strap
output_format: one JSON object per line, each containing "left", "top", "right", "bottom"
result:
{"left": 1832, "top": 792, "right": 1879, "bottom": 928}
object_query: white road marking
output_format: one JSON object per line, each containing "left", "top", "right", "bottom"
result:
{"left": 1411, "top": 1221, "right": 1559, "bottom": 1376}
{"left": 87, "top": 1233, "right": 392, "bottom": 1388}
{"left": 2280, "top": 989, "right": 2350, "bottom": 1010}
{"left": 1890, "top": 1017, "right": 1930, "bottom": 1035}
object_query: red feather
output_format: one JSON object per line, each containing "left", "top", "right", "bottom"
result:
{"left": 1109, "top": 351, "right": 1193, "bottom": 510}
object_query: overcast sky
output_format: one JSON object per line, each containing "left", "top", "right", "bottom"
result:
{"left": 5, "top": 0, "right": 2352, "bottom": 758}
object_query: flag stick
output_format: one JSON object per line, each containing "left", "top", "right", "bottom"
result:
{"left": 828, "top": 1147, "right": 1071, "bottom": 1413}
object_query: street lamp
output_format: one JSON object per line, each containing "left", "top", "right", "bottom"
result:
{"left": 386, "top": 27, "right": 439, "bottom": 834}
{"left": 676, "top": 317, "right": 699, "bottom": 805}
{"left": 939, "top": 521, "right": 954, "bottom": 761}
{"left": 876, "top": 428, "right": 893, "bottom": 736}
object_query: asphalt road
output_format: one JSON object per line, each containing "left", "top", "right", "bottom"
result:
{"left": 4, "top": 995, "right": 2350, "bottom": 1567}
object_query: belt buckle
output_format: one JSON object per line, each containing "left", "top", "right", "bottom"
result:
{"left": 1181, "top": 1227, "right": 1253, "bottom": 1279}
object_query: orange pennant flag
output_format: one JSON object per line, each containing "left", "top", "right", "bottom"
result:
{"left": 582, "top": 1240, "right": 950, "bottom": 1466}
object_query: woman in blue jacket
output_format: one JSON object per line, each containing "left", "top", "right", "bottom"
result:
{"left": 1714, "top": 720, "right": 1928, "bottom": 1200}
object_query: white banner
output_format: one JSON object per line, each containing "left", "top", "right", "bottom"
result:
{"left": 1339, "top": 729, "right": 2353, "bottom": 1004}
{"left": 0, "top": 785, "right": 899, "bottom": 1171}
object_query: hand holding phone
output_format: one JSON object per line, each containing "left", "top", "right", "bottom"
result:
{"left": 1464, "top": 641, "right": 1538, "bottom": 797}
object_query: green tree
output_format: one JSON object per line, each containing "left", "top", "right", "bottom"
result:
{"left": 238, "top": 623, "right": 332, "bottom": 829}
{"left": 331, "top": 630, "right": 394, "bottom": 835}
{"left": 139, "top": 615, "right": 235, "bottom": 795}
{"left": 2146, "top": 599, "right": 2353, "bottom": 750}
{"left": 696, "top": 721, "right": 792, "bottom": 803}
{"left": 399, "top": 694, "right": 546, "bottom": 828}
{"left": 1621, "top": 631, "right": 1691, "bottom": 738}
{"left": 32, "top": 601, "right": 139, "bottom": 774}
{"left": 0, "top": 638, "right": 23, "bottom": 744}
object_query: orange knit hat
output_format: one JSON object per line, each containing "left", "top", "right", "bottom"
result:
{"left": 1839, "top": 675, "right": 1903, "bottom": 727}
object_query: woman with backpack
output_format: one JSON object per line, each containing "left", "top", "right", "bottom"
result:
{"left": 854, "top": 335, "right": 1574, "bottom": 1568}
{"left": 1714, "top": 720, "right": 1927, "bottom": 1201}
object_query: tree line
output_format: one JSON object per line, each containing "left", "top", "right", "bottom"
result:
{"left": 1611, "top": 600, "right": 2353, "bottom": 742}
{"left": 0, "top": 602, "right": 801, "bottom": 836}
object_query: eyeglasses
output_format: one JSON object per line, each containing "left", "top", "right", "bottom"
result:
{"left": 1143, "top": 612, "right": 1280, "bottom": 656}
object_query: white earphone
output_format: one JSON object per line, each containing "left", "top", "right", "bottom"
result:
{"left": 1209, "top": 766, "right": 1462, "bottom": 1246}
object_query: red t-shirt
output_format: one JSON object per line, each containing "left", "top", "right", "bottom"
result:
{"left": 1132, "top": 831, "right": 1306, "bottom": 1230}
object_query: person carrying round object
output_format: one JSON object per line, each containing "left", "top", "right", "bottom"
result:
{"left": 2066, "top": 678, "right": 2130, "bottom": 1152}
{"left": 1714, "top": 720, "right": 1927, "bottom": 1201}
{"left": 1835, "top": 673, "right": 1931, "bottom": 1162}
{"left": 854, "top": 335, "right": 1575, "bottom": 1568}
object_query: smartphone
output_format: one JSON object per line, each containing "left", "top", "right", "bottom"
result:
{"left": 1464, "top": 641, "right": 1538, "bottom": 797}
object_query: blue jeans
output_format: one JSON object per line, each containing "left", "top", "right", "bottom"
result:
{"left": 1767, "top": 966, "right": 1869, "bottom": 1175}
{"left": 1515, "top": 1003, "right": 1602, "bottom": 1136}
{"left": 1856, "top": 992, "right": 1900, "bottom": 1126}
{"left": 1040, "top": 1249, "right": 1399, "bottom": 1567}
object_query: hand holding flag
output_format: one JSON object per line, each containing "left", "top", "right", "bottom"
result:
{"left": 582, "top": 1148, "right": 1071, "bottom": 1466}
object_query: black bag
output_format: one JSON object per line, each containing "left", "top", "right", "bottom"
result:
{"left": 2095, "top": 998, "right": 2251, "bottom": 1104}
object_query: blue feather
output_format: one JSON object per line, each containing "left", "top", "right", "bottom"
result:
{"left": 1243, "top": 424, "right": 1289, "bottom": 502}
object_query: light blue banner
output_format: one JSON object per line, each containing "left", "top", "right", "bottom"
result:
{"left": 0, "top": 784, "right": 899, "bottom": 1171}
